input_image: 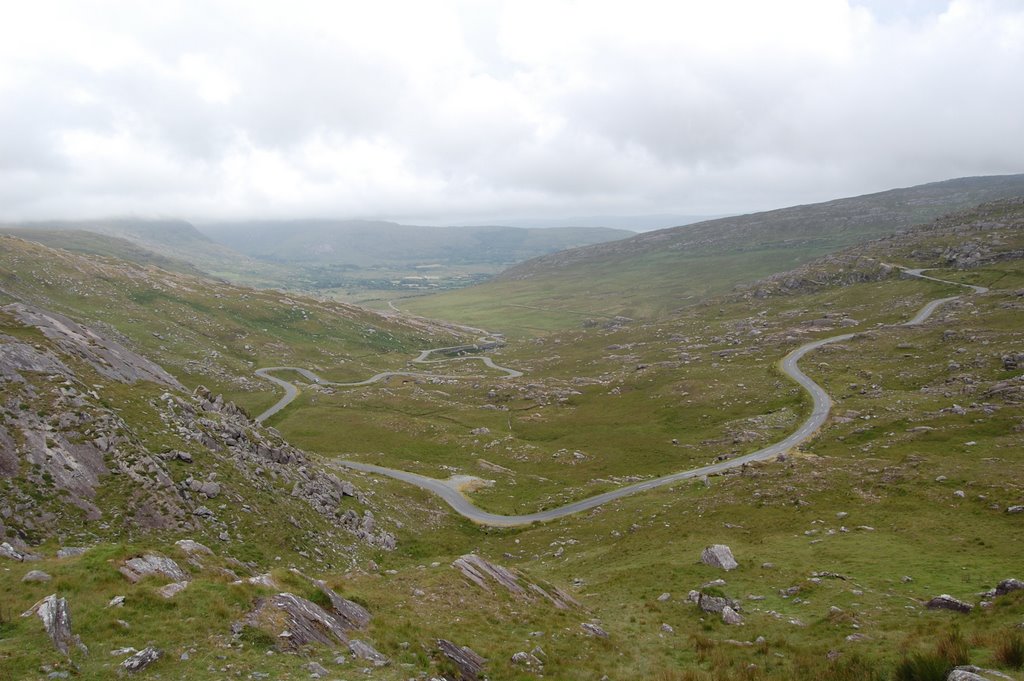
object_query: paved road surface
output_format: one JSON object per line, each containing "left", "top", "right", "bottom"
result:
{"left": 254, "top": 338, "right": 520, "bottom": 422}
{"left": 258, "top": 269, "right": 984, "bottom": 526}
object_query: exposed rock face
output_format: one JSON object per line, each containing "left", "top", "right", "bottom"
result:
{"left": 698, "top": 592, "right": 740, "bottom": 614}
{"left": 452, "top": 553, "right": 580, "bottom": 610}
{"left": 946, "top": 663, "right": 1003, "bottom": 679}
{"left": 1, "top": 542, "right": 25, "bottom": 561}
{"left": 721, "top": 606, "right": 744, "bottom": 625}
{"left": 240, "top": 590, "right": 385, "bottom": 665}
{"left": 701, "top": 544, "right": 739, "bottom": 571}
{"left": 119, "top": 554, "right": 189, "bottom": 583}
{"left": 156, "top": 581, "right": 189, "bottom": 599}
{"left": 946, "top": 672, "right": 986, "bottom": 681}
{"left": 0, "top": 318, "right": 388, "bottom": 552}
{"left": 995, "top": 578, "right": 1024, "bottom": 597}
{"left": 21, "top": 594, "right": 88, "bottom": 656}
{"left": 0, "top": 336, "right": 71, "bottom": 382}
{"left": 312, "top": 579, "right": 371, "bottom": 630}
{"left": 245, "top": 592, "right": 350, "bottom": 648}
{"left": 580, "top": 622, "right": 609, "bottom": 638}
{"left": 339, "top": 509, "right": 397, "bottom": 551}
{"left": 122, "top": 647, "right": 162, "bottom": 673}
{"left": 511, "top": 651, "right": 544, "bottom": 667}
{"left": 4, "top": 303, "right": 183, "bottom": 389}
{"left": 436, "top": 639, "right": 487, "bottom": 681}
{"left": 174, "top": 539, "right": 212, "bottom": 557}
{"left": 926, "top": 594, "right": 973, "bottom": 613}
{"left": 348, "top": 639, "right": 389, "bottom": 666}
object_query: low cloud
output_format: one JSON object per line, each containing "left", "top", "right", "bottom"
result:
{"left": 1, "top": 0, "right": 1021, "bottom": 222}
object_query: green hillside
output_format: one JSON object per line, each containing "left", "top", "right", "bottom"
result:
{"left": 404, "top": 174, "right": 1024, "bottom": 332}
{"left": 1, "top": 197, "right": 1023, "bottom": 680}
{"left": 3, "top": 218, "right": 291, "bottom": 288}
{"left": 0, "top": 227, "right": 206, "bottom": 276}
{"left": 0, "top": 235, "right": 461, "bottom": 416}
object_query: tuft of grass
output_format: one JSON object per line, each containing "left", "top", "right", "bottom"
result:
{"left": 994, "top": 631, "right": 1024, "bottom": 670}
{"left": 237, "top": 625, "right": 277, "bottom": 650}
{"left": 893, "top": 652, "right": 952, "bottom": 681}
{"left": 936, "top": 626, "right": 970, "bottom": 667}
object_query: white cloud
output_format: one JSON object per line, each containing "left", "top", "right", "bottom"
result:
{"left": 0, "top": 0, "right": 1021, "bottom": 221}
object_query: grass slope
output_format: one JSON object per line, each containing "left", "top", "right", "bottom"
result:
{"left": 405, "top": 174, "right": 1024, "bottom": 332}
{"left": 1, "top": 200, "right": 1023, "bottom": 680}
{"left": 0, "top": 235, "right": 461, "bottom": 417}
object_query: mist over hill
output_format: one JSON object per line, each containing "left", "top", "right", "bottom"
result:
{"left": 406, "top": 173, "right": 1024, "bottom": 330}
{"left": 200, "top": 220, "right": 633, "bottom": 267}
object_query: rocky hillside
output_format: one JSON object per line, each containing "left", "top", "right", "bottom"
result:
{"left": 1, "top": 218, "right": 287, "bottom": 287}
{"left": 741, "top": 198, "right": 1024, "bottom": 298}
{"left": 0, "top": 234, "right": 462, "bottom": 414}
{"left": 0, "top": 301, "right": 394, "bottom": 555}
{"left": 500, "top": 174, "right": 1024, "bottom": 279}
{"left": 403, "top": 174, "right": 1024, "bottom": 331}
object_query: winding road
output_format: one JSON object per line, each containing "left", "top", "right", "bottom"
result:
{"left": 254, "top": 338, "right": 522, "bottom": 423}
{"left": 256, "top": 268, "right": 986, "bottom": 527}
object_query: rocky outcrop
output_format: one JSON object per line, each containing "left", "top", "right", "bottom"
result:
{"left": 1, "top": 542, "right": 27, "bottom": 561}
{"left": 436, "top": 639, "right": 486, "bottom": 681}
{"left": 695, "top": 591, "right": 741, "bottom": 614}
{"left": 995, "top": 578, "right": 1024, "bottom": 596}
{"left": 239, "top": 591, "right": 386, "bottom": 664}
{"left": 4, "top": 303, "right": 183, "bottom": 389}
{"left": 21, "top": 594, "right": 88, "bottom": 656}
{"left": 701, "top": 544, "right": 739, "bottom": 571}
{"left": 339, "top": 510, "right": 397, "bottom": 551}
{"left": 452, "top": 553, "right": 580, "bottom": 610}
{"left": 722, "top": 606, "right": 744, "bottom": 625}
{"left": 0, "top": 305, "right": 390, "bottom": 554}
{"left": 244, "top": 592, "right": 350, "bottom": 648}
{"left": 580, "top": 622, "right": 610, "bottom": 638}
{"left": 0, "top": 335, "right": 72, "bottom": 382}
{"left": 743, "top": 255, "right": 896, "bottom": 298}
{"left": 119, "top": 554, "right": 189, "bottom": 583}
{"left": 925, "top": 594, "right": 973, "bottom": 613}
{"left": 947, "top": 666, "right": 1015, "bottom": 681}
{"left": 313, "top": 579, "right": 371, "bottom": 630}
{"left": 122, "top": 647, "right": 162, "bottom": 673}
{"left": 348, "top": 639, "right": 389, "bottom": 666}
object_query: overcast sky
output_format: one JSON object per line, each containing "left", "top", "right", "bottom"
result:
{"left": 1, "top": 0, "right": 1022, "bottom": 225}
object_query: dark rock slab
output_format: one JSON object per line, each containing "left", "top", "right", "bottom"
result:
{"left": 245, "top": 593, "right": 349, "bottom": 649}
{"left": 437, "top": 639, "right": 486, "bottom": 681}
{"left": 926, "top": 594, "right": 973, "bottom": 613}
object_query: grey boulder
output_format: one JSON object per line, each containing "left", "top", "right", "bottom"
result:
{"left": 701, "top": 544, "right": 739, "bottom": 571}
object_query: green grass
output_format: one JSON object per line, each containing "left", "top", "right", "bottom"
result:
{"left": 3, "top": 202, "right": 1024, "bottom": 678}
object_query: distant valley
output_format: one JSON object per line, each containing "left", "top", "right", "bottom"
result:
{"left": 2, "top": 177, "right": 1023, "bottom": 680}
{"left": 0, "top": 218, "right": 634, "bottom": 306}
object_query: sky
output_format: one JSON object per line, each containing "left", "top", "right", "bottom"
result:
{"left": 1, "top": 0, "right": 1022, "bottom": 225}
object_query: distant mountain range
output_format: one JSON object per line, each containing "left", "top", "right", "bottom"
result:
{"left": 198, "top": 220, "right": 633, "bottom": 267}
{"left": 0, "top": 218, "right": 634, "bottom": 296}
{"left": 404, "top": 173, "right": 1024, "bottom": 330}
